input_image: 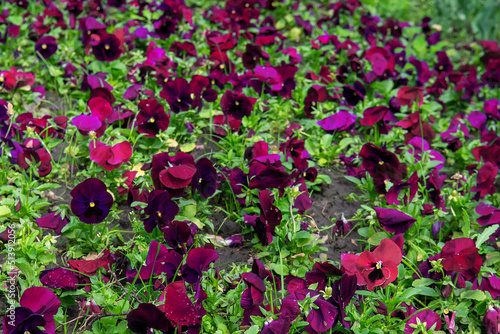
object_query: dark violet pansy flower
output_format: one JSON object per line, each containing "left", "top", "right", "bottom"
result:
{"left": 17, "top": 138, "right": 52, "bottom": 177}
{"left": 162, "top": 281, "right": 202, "bottom": 327}
{"left": 317, "top": 110, "right": 357, "bottom": 133}
{"left": 143, "top": 191, "right": 179, "bottom": 232}
{"left": 92, "top": 32, "right": 123, "bottom": 62}
{"left": 182, "top": 247, "right": 219, "bottom": 285}
{"left": 472, "top": 274, "right": 500, "bottom": 299}
{"left": 127, "top": 303, "right": 172, "bottom": 334}
{"left": 359, "top": 106, "right": 390, "bottom": 127}
{"left": 440, "top": 238, "right": 482, "bottom": 274}
{"left": 342, "top": 239, "right": 402, "bottom": 291}
{"left": 397, "top": 86, "right": 425, "bottom": 108}
{"left": 242, "top": 43, "right": 270, "bottom": 69}
{"left": 160, "top": 77, "right": 192, "bottom": 113}
{"left": 70, "top": 178, "right": 113, "bottom": 224}
{"left": 374, "top": 207, "right": 416, "bottom": 234}
{"left": 136, "top": 98, "right": 170, "bottom": 137}
{"left": 484, "top": 306, "right": 500, "bottom": 334}
{"left": 36, "top": 212, "right": 68, "bottom": 235}
{"left": 476, "top": 203, "right": 500, "bottom": 226}
{"left": 191, "top": 158, "right": 217, "bottom": 199}
{"left": 3, "top": 287, "right": 61, "bottom": 334}
{"left": 39, "top": 267, "right": 79, "bottom": 290}
{"left": 220, "top": 90, "right": 257, "bottom": 120}
{"left": 162, "top": 220, "right": 197, "bottom": 253}
{"left": 343, "top": 81, "right": 365, "bottom": 106}
{"left": 471, "top": 162, "right": 498, "bottom": 199}
{"left": 35, "top": 35, "right": 58, "bottom": 59}
{"left": 404, "top": 309, "right": 441, "bottom": 334}
{"left": 240, "top": 272, "right": 266, "bottom": 310}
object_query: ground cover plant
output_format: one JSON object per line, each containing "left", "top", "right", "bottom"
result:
{"left": 0, "top": 0, "right": 500, "bottom": 333}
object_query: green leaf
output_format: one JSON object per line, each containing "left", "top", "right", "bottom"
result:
{"left": 367, "top": 232, "right": 390, "bottom": 245}
{"left": 7, "top": 16, "right": 23, "bottom": 25}
{"left": 344, "top": 176, "right": 361, "bottom": 186}
{"left": 270, "top": 263, "right": 289, "bottom": 275}
{"left": 460, "top": 289, "right": 486, "bottom": 301}
{"left": 180, "top": 142, "right": 196, "bottom": 152}
{"left": 130, "top": 201, "right": 147, "bottom": 209}
{"left": 339, "top": 137, "right": 354, "bottom": 151}
{"left": 462, "top": 209, "right": 470, "bottom": 238}
{"left": 412, "top": 278, "right": 437, "bottom": 287}
{"left": 412, "top": 34, "right": 428, "bottom": 53}
{"left": 37, "top": 183, "right": 60, "bottom": 191}
{"left": 316, "top": 174, "right": 332, "bottom": 185}
{"left": 476, "top": 225, "right": 499, "bottom": 249}
{"left": 0, "top": 205, "right": 11, "bottom": 218}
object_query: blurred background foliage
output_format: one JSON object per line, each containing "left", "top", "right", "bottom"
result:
{"left": 363, "top": 0, "right": 500, "bottom": 41}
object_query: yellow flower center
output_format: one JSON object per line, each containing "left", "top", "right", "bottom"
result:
{"left": 220, "top": 64, "right": 225, "bottom": 69}
{"left": 89, "top": 202, "right": 95, "bottom": 207}
{"left": 177, "top": 98, "right": 181, "bottom": 103}
{"left": 379, "top": 161, "right": 384, "bottom": 165}
{"left": 211, "top": 80, "right": 215, "bottom": 85}
{"left": 149, "top": 117, "right": 155, "bottom": 123}
{"left": 198, "top": 178, "right": 202, "bottom": 184}
{"left": 164, "top": 78, "right": 168, "bottom": 83}
{"left": 311, "top": 102, "right": 316, "bottom": 106}
{"left": 0, "top": 76, "right": 4, "bottom": 82}
{"left": 444, "top": 308, "right": 449, "bottom": 315}
{"left": 105, "top": 45, "right": 110, "bottom": 50}
{"left": 439, "top": 65, "right": 443, "bottom": 71}
{"left": 303, "top": 172, "right": 307, "bottom": 177}
{"left": 157, "top": 211, "right": 161, "bottom": 217}
{"left": 235, "top": 101, "right": 239, "bottom": 106}
{"left": 190, "top": 93, "right": 195, "bottom": 99}
{"left": 376, "top": 260, "right": 382, "bottom": 270}
{"left": 42, "top": 44, "right": 47, "bottom": 50}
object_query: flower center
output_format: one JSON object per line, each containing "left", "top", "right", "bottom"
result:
{"left": 379, "top": 161, "right": 384, "bottom": 165}
{"left": 89, "top": 202, "right": 95, "bottom": 207}
{"left": 235, "top": 101, "right": 239, "bottom": 106}
{"left": 211, "top": 80, "right": 215, "bottom": 85}
{"left": 164, "top": 78, "right": 168, "bottom": 83}
{"left": 41, "top": 44, "right": 47, "bottom": 49}
{"left": 105, "top": 44, "right": 110, "bottom": 50}
{"left": 311, "top": 101, "right": 316, "bottom": 106}
{"left": 149, "top": 117, "right": 155, "bottom": 123}
{"left": 190, "top": 93, "right": 195, "bottom": 99}
{"left": 219, "top": 64, "right": 225, "bottom": 69}
{"left": 444, "top": 308, "right": 449, "bottom": 315}
{"left": 376, "top": 260, "right": 383, "bottom": 269}
{"left": 0, "top": 76, "right": 4, "bottom": 82}
{"left": 157, "top": 211, "right": 161, "bottom": 218}
{"left": 439, "top": 65, "right": 443, "bottom": 71}
{"left": 177, "top": 98, "right": 181, "bottom": 103}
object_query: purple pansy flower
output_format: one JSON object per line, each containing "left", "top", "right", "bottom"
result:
{"left": 70, "top": 178, "right": 113, "bottom": 224}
